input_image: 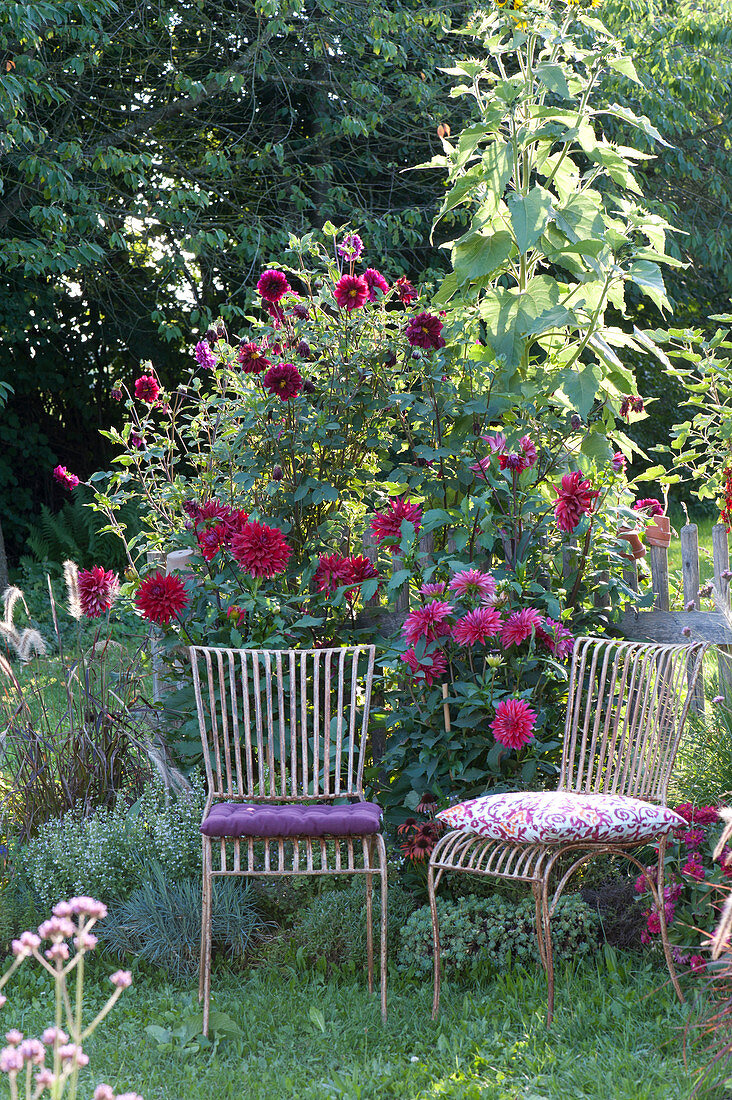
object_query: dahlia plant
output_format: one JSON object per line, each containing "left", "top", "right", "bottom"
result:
{"left": 0, "top": 896, "right": 140, "bottom": 1100}
{"left": 634, "top": 802, "right": 729, "bottom": 971}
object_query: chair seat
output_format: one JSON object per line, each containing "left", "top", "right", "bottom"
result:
{"left": 201, "top": 801, "right": 383, "bottom": 838}
{"left": 436, "top": 791, "right": 686, "bottom": 846}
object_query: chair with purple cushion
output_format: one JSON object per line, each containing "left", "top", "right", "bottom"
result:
{"left": 428, "top": 636, "right": 709, "bottom": 1025}
{"left": 189, "top": 645, "right": 386, "bottom": 1034}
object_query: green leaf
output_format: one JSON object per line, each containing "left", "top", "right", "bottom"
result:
{"left": 626, "top": 261, "right": 669, "bottom": 311}
{"left": 453, "top": 231, "right": 513, "bottom": 285}
{"left": 507, "top": 187, "right": 554, "bottom": 253}
{"left": 607, "top": 55, "right": 643, "bottom": 86}
{"left": 559, "top": 363, "right": 601, "bottom": 419}
{"left": 535, "top": 62, "right": 570, "bottom": 99}
{"left": 308, "top": 1006, "right": 326, "bottom": 1033}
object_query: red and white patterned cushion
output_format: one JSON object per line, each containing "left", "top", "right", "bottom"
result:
{"left": 436, "top": 791, "right": 685, "bottom": 845}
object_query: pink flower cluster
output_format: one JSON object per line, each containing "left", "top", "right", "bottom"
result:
{"left": 470, "top": 433, "right": 537, "bottom": 479}
{"left": 313, "top": 553, "right": 379, "bottom": 601}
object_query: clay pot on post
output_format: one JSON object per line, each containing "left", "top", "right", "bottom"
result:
{"left": 617, "top": 527, "right": 647, "bottom": 560}
{"left": 644, "top": 514, "right": 671, "bottom": 549}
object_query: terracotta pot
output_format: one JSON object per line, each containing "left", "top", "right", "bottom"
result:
{"left": 617, "top": 526, "right": 647, "bottom": 560}
{"left": 644, "top": 514, "right": 671, "bottom": 549}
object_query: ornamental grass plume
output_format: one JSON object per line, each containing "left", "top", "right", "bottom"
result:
{"left": 0, "top": 584, "right": 47, "bottom": 663}
{"left": 0, "top": 897, "right": 141, "bottom": 1100}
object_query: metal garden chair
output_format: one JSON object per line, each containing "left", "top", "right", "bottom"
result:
{"left": 189, "top": 644, "right": 387, "bottom": 1035}
{"left": 428, "top": 636, "right": 709, "bottom": 1024}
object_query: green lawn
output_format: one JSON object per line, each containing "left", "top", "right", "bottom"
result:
{"left": 0, "top": 952, "right": 708, "bottom": 1099}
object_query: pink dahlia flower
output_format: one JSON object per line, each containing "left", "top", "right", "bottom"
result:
{"left": 483, "top": 433, "right": 506, "bottom": 454}
{"left": 420, "top": 581, "right": 446, "bottom": 596}
{"left": 343, "top": 555, "right": 379, "bottom": 598}
{"left": 518, "top": 435, "right": 537, "bottom": 467}
{"left": 263, "top": 362, "right": 303, "bottom": 401}
{"left": 632, "top": 498, "right": 664, "bottom": 517}
{"left": 134, "top": 374, "right": 160, "bottom": 403}
{"left": 394, "top": 277, "right": 417, "bottom": 304}
{"left": 405, "top": 311, "right": 445, "bottom": 350}
{"left": 337, "top": 233, "right": 364, "bottom": 260}
{"left": 334, "top": 274, "right": 368, "bottom": 311}
{"left": 490, "top": 697, "right": 537, "bottom": 749}
{"left": 554, "top": 471, "right": 598, "bottom": 533}
{"left": 194, "top": 341, "right": 218, "bottom": 370}
{"left": 689, "top": 954, "right": 707, "bottom": 974}
{"left": 469, "top": 456, "right": 492, "bottom": 480}
{"left": 257, "top": 269, "right": 291, "bottom": 302}
{"left": 449, "top": 569, "right": 497, "bottom": 601}
{"left": 400, "top": 646, "right": 447, "bottom": 686}
{"left": 363, "top": 268, "right": 389, "bottom": 301}
{"left": 238, "top": 342, "right": 272, "bottom": 374}
{"left": 611, "top": 452, "right": 626, "bottom": 472}
{"left": 313, "top": 553, "right": 351, "bottom": 594}
{"left": 135, "top": 572, "right": 189, "bottom": 625}
{"left": 681, "top": 855, "right": 705, "bottom": 880}
{"left": 537, "top": 618, "right": 574, "bottom": 660}
{"left": 402, "top": 600, "right": 454, "bottom": 646}
{"left": 452, "top": 607, "right": 502, "bottom": 646}
{"left": 499, "top": 607, "right": 544, "bottom": 648}
{"left": 230, "top": 520, "right": 291, "bottom": 579}
{"left": 77, "top": 566, "right": 119, "bottom": 618}
{"left": 370, "top": 496, "right": 422, "bottom": 545}
{"left": 53, "top": 465, "right": 80, "bottom": 491}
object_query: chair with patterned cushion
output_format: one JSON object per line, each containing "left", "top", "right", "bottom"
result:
{"left": 428, "top": 636, "right": 709, "bottom": 1024}
{"left": 189, "top": 645, "right": 386, "bottom": 1035}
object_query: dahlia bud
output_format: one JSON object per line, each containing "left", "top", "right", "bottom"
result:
{"left": 296, "top": 340, "right": 312, "bottom": 359}
{"left": 272, "top": 465, "right": 283, "bottom": 481}
{"left": 216, "top": 321, "right": 226, "bottom": 338}
{"left": 384, "top": 350, "right": 397, "bottom": 368}
{"left": 411, "top": 349, "right": 421, "bottom": 360}
{"left": 291, "top": 302, "right": 310, "bottom": 320}
{"left": 205, "top": 327, "right": 218, "bottom": 345}
{"left": 110, "top": 386, "right": 122, "bottom": 402}
{"left": 570, "top": 414, "right": 582, "bottom": 430}
{"left": 302, "top": 379, "right": 316, "bottom": 394}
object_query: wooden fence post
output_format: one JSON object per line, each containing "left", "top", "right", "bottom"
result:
{"left": 713, "top": 524, "right": 732, "bottom": 701}
{"left": 681, "top": 523, "right": 704, "bottom": 713}
{"left": 649, "top": 544, "right": 670, "bottom": 612}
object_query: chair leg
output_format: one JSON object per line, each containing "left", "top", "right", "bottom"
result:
{"left": 428, "top": 861, "right": 442, "bottom": 1020}
{"left": 532, "top": 882, "right": 548, "bottom": 973}
{"left": 201, "top": 842, "right": 213, "bottom": 1037}
{"left": 199, "top": 838, "right": 208, "bottom": 1002}
{"left": 377, "top": 834, "right": 388, "bottom": 1024}
{"left": 656, "top": 835, "right": 684, "bottom": 1004}
{"left": 366, "top": 858, "right": 375, "bottom": 995}
{"left": 540, "top": 880, "right": 555, "bottom": 1027}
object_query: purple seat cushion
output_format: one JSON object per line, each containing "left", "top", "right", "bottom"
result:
{"left": 200, "top": 801, "right": 383, "bottom": 838}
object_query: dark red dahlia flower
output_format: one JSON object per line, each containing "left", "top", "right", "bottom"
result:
{"left": 553, "top": 471, "right": 598, "bottom": 533}
{"left": 135, "top": 571, "right": 189, "bottom": 624}
{"left": 238, "top": 343, "right": 272, "bottom": 374}
{"left": 334, "top": 274, "right": 368, "bottom": 311}
{"left": 256, "top": 269, "right": 291, "bottom": 303}
{"left": 230, "top": 520, "right": 292, "bottom": 579}
{"left": 405, "top": 312, "right": 445, "bottom": 350}
{"left": 134, "top": 374, "right": 160, "bottom": 403}
{"left": 343, "top": 555, "right": 379, "bottom": 599}
{"left": 263, "top": 362, "right": 303, "bottom": 401}
{"left": 363, "top": 268, "right": 389, "bottom": 301}
{"left": 370, "top": 496, "right": 423, "bottom": 545}
{"left": 394, "top": 277, "right": 417, "bottom": 304}
{"left": 77, "top": 566, "right": 119, "bottom": 618}
{"left": 313, "top": 553, "right": 351, "bottom": 594}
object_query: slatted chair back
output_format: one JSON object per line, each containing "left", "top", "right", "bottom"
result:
{"left": 189, "top": 645, "right": 376, "bottom": 804}
{"left": 559, "top": 636, "right": 707, "bottom": 803}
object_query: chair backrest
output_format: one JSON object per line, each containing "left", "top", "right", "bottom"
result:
{"left": 189, "top": 645, "right": 376, "bottom": 803}
{"left": 558, "top": 636, "right": 708, "bottom": 802}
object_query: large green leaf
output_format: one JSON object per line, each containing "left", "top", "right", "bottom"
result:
{"left": 507, "top": 186, "right": 554, "bottom": 253}
{"left": 453, "top": 231, "right": 513, "bottom": 285}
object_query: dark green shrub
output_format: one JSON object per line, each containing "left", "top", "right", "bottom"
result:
{"left": 263, "top": 878, "right": 418, "bottom": 972}
{"left": 397, "top": 893, "right": 600, "bottom": 977}
{"left": 100, "top": 864, "right": 266, "bottom": 981}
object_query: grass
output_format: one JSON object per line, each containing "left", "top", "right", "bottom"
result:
{"left": 0, "top": 952, "right": 706, "bottom": 1099}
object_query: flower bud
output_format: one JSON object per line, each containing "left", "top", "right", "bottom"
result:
{"left": 384, "top": 350, "right": 397, "bottom": 368}
{"left": 302, "top": 379, "right": 316, "bottom": 395}
{"left": 205, "top": 327, "right": 218, "bottom": 345}
{"left": 111, "top": 387, "right": 122, "bottom": 402}
{"left": 272, "top": 465, "right": 283, "bottom": 481}
{"left": 296, "top": 340, "right": 312, "bottom": 359}
{"left": 570, "top": 414, "right": 582, "bottom": 430}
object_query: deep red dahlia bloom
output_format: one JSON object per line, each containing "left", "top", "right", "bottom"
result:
{"left": 77, "top": 566, "right": 119, "bottom": 618}
{"left": 230, "top": 521, "right": 291, "bottom": 579}
{"left": 554, "top": 471, "right": 598, "bottom": 533}
{"left": 452, "top": 607, "right": 502, "bottom": 646}
{"left": 334, "top": 274, "right": 368, "bottom": 311}
{"left": 370, "top": 497, "right": 423, "bottom": 545}
{"left": 238, "top": 343, "right": 272, "bottom": 374}
{"left": 632, "top": 498, "right": 664, "bottom": 517}
{"left": 363, "top": 268, "right": 389, "bottom": 301}
{"left": 134, "top": 374, "right": 160, "bottom": 403}
{"left": 394, "top": 277, "right": 417, "bottom": 304}
{"left": 53, "top": 465, "right": 79, "bottom": 491}
{"left": 135, "top": 571, "right": 189, "bottom": 624}
{"left": 263, "top": 362, "right": 303, "bottom": 401}
{"left": 499, "top": 607, "right": 544, "bottom": 649}
{"left": 538, "top": 618, "right": 574, "bottom": 660}
{"left": 343, "top": 555, "right": 379, "bottom": 599}
{"left": 405, "top": 312, "right": 445, "bottom": 350}
{"left": 402, "top": 600, "right": 454, "bottom": 646}
{"left": 257, "top": 269, "right": 291, "bottom": 303}
{"left": 400, "top": 646, "right": 448, "bottom": 686}
{"left": 490, "top": 698, "right": 536, "bottom": 750}
{"left": 313, "top": 553, "right": 351, "bottom": 594}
